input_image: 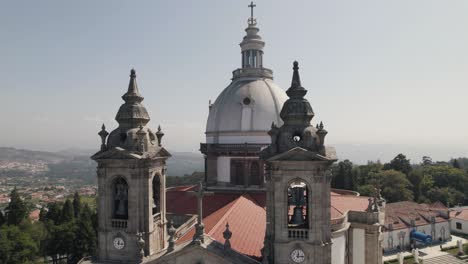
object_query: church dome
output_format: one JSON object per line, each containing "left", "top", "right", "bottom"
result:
{"left": 205, "top": 13, "right": 287, "bottom": 144}
{"left": 206, "top": 78, "right": 287, "bottom": 143}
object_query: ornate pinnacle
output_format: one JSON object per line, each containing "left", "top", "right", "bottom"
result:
{"left": 98, "top": 124, "right": 109, "bottom": 151}
{"left": 156, "top": 125, "right": 164, "bottom": 147}
{"left": 122, "top": 68, "right": 143, "bottom": 104}
{"left": 223, "top": 222, "right": 232, "bottom": 250}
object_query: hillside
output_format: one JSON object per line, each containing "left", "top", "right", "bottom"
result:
{"left": 0, "top": 147, "right": 204, "bottom": 183}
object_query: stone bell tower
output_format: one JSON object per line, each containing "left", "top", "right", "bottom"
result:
{"left": 92, "top": 69, "right": 170, "bottom": 263}
{"left": 260, "top": 62, "right": 337, "bottom": 264}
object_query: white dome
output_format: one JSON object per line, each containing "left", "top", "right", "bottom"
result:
{"left": 206, "top": 78, "right": 287, "bottom": 144}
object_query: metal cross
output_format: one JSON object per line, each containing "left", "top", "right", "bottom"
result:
{"left": 248, "top": 1, "right": 256, "bottom": 20}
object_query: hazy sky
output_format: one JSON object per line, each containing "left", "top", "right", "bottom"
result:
{"left": 1, "top": 0, "right": 467, "bottom": 162}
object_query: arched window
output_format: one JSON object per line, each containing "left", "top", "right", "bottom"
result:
{"left": 250, "top": 162, "right": 261, "bottom": 186}
{"left": 152, "top": 175, "right": 161, "bottom": 215}
{"left": 287, "top": 180, "right": 308, "bottom": 229}
{"left": 113, "top": 177, "right": 128, "bottom": 219}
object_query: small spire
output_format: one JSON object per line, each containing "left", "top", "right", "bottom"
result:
{"left": 319, "top": 121, "right": 324, "bottom": 130}
{"left": 122, "top": 68, "right": 143, "bottom": 104}
{"left": 286, "top": 61, "right": 307, "bottom": 99}
{"left": 223, "top": 222, "right": 232, "bottom": 250}
{"left": 291, "top": 61, "right": 301, "bottom": 88}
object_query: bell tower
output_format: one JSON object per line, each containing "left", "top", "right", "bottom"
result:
{"left": 92, "top": 69, "right": 171, "bottom": 263}
{"left": 260, "top": 62, "right": 337, "bottom": 264}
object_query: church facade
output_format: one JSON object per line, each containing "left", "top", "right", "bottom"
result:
{"left": 90, "top": 4, "right": 385, "bottom": 264}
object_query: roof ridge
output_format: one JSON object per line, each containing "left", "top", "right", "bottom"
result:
{"left": 208, "top": 195, "right": 246, "bottom": 236}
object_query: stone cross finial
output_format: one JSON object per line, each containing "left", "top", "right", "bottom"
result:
{"left": 167, "top": 219, "right": 176, "bottom": 252}
{"left": 223, "top": 222, "right": 232, "bottom": 250}
{"left": 98, "top": 124, "right": 109, "bottom": 151}
{"left": 248, "top": 1, "right": 256, "bottom": 25}
{"left": 189, "top": 182, "right": 213, "bottom": 244}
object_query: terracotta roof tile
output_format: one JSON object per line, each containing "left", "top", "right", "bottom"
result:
{"left": 167, "top": 187, "right": 372, "bottom": 259}
{"left": 451, "top": 209, "right": 468, "bottom": 221}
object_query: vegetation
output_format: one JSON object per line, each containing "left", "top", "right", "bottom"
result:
{"left": 0, "top": 190, "right": 97, "bottom": 264}
{"left": 332, "top": 154, "right": 468, "bottom": 205}
{"left": 166, "top": 171, "right": 204, "bottom": 187}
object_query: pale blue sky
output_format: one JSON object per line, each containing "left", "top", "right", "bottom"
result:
{"left": 1, "top": 0, "right": 467, "bottom": 162}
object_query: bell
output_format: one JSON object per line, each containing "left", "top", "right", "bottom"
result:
{"left": 290, "top": 206, "right": 304, "bottom": 226}
{"left": 115, "top": 200, "right": 126, "bottom": 216}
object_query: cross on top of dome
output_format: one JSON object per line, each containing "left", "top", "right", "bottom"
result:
{"left": 248, "top": 1, "right": 257, "bottom": 26}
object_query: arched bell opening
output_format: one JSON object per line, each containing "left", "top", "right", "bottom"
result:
{"left": 287, "top": 180, "right": 309, "bottom": 229}
{"left": 113, "top": 177, "right": 129, "bottom": 219}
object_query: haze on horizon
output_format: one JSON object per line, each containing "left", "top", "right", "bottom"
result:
{"left": 1, "top": 0, "right": 467, "bottom": 164}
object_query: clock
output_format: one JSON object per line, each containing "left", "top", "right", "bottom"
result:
{"left": 113, "top": 237, "right": 125, "bottom": 250}
{"left": 291, "top": 249, "right": 305, "bottom": 263}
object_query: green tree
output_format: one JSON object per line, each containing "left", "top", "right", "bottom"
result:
{"left": 0, "top": 210, "right": 5, "bottom": 226}
{"left": 73, "top": 192, "right": 82, "bottom": 218}
{"left": 0, "top": 225, "right": 39, "bottom": 264}
{"left": 355, "top": 162, "right": 383, "bottom": 187}
{"left": 453, "top": 159, "right": 461, "bottom": 169}
{"left": 378, "top": 170, "right": 413, "bottom": 202}
{"left": 331, "top": 160, "right": 355, "bottom": 190}
{"left": 408, "top": 170, "right": 423, "bottom": 201}
{"left": 44, "top": 202, "right": 62, "bottom": 225}
{"left": 357, "top": 184, "right": 375, "bottom": 197}
{"left": 424, "top": 164, "right": 468, "bottom": 193}
{"left": 383, "top": 154, "right": 412, "bottom": 175}
{"left": 426, "top": 187, "right": 464, "bottom": 206}
{"left": 422, "top": 156, "right": 433, "bottom": 166}
{"left": 72, "top": 204, "right": 96, "bottom": 261}
{"left": 60, "top": 200, "right": 74, "bottom": 224}
{"left": 5, "top": 188, "right": 29, "bottom": 226}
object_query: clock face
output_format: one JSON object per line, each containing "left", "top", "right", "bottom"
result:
{"left": 291, "top": 249, "right": 305, "bottom": 263}
{"left": 113, "top": 237, "right": 125, "bottom": 250}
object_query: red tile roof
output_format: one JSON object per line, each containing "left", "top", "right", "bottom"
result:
{"left": 167, "top": 185, "right": 371, "bottom": 259}
{"left": 384, "top": 201, "right": 448, "bottom": 230}
{"left": 451, "top": 209, "right": 468, "bottom": 221}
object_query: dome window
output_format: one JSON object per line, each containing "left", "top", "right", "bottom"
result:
{"left": 243, "top": 97, "right": 251, "bottom": 105}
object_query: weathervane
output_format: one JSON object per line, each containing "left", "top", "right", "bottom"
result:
{"left": 248, "top": 1, "right": 256, "bottom": 25}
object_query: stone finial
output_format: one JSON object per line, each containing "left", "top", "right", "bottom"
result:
{"left": 98, "top": 124, "right": 109, "bottom": 151}
{"left": 316, "top": 121, "right": 328, "bottom": 145}
{"left": 136, "top": 232, "right": 145, "bottom": 262}
{"left": 223, "top": 222, "right": 232, "bottom": 250}
{"left": 156, "top": 125, "right": 164, "bottom": 147}
{"left": 167, "top": 220, "right": 176, "bottom": 252}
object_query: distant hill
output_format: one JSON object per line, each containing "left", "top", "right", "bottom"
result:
{"left": 0, "top": 147, "right": 204, "bottom": 182}
{"left": 0, "top": 147, "right": 67, "bottom": 163}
